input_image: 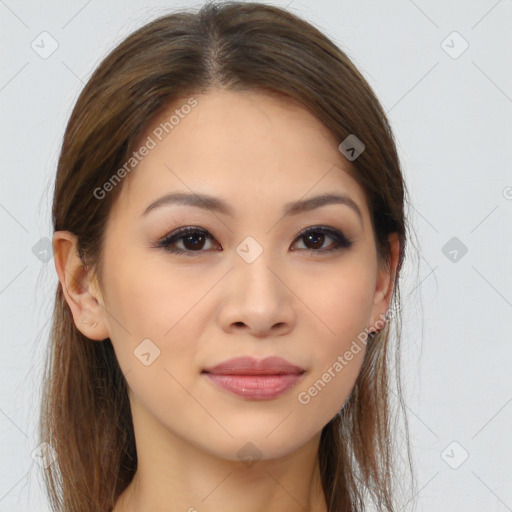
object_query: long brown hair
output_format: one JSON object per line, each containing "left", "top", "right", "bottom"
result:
{"left": 41, "top": 2, "right": 416, "bottom": 510}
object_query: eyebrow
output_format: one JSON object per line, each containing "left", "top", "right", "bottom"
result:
{"left": 141, "top": 191, "right": 363, "bottom": 224}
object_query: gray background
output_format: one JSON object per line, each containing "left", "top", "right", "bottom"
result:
{"left": 1, "top": 0, "right": 511, "bottom": 510}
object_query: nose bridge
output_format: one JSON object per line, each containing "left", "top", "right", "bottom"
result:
{"left": 217, "top": 233, "right": 296, "bottom": 334}
{"left": 233, "top": 234, "right": 282, "bottom": 301}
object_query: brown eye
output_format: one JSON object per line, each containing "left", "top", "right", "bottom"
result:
{"left": 302, "top": 231, "right": 325, "bottom": 249}
{"left": 291, "top": 226, "right": 353, "bottom": 253}
{"left": 181, "top": 231, "right": 207, "bottom": 250}
{"left": 157, "top": 227, "right": 218, "bottom": 256}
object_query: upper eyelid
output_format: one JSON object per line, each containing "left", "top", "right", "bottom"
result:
{"left": 162, "top": 224, "right": 343, "bottom": 237}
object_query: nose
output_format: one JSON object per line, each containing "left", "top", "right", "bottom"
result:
{"left": 217, "top": 249, "right": 297, "bottom": 338}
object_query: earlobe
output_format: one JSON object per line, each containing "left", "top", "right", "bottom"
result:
{"left": 52, "top": 231, "right": 110, "bottom": 341}
{"left": 368, "top": 232, "right": 400, "bottom": 333}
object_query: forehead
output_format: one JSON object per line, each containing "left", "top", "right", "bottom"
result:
{"left": 113, "top": 89, "right": 369, "bottom": 221}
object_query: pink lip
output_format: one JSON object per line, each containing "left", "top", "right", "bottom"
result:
{"left": 202, "top": 356, "right": 306, "bottom": 400}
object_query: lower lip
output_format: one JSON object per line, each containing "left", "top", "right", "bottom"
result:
{"left": 203, "top": 373, "right": 304, "bottom": 399}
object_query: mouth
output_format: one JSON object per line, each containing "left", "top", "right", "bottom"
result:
{"left": 201, "top": 356, "right": 306, "bottom": 400}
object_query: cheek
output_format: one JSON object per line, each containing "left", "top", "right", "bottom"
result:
{"left": 101, "top": 249, "right": 216, "bottom": 373}
{"left": 295, "top": 262, "right": 375, "bottom": 413}
{"left": 99, "top": 254, "right": 207, "bottom": 425}
{"left": 309, "top": 260, "right": 376, "bottom": 341}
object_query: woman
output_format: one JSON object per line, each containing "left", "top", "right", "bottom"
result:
{"left": 41, "top": 2, "right": 415, "bottom": 511}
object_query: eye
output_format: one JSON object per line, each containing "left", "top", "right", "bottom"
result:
{"left": 156, "top": 226, "right": 219, "bottom": 256}
{"left": 291, "top": 226, "right": 353, "bottom": 253}
{"left": 155, "top": 225, "right": 353, "bottom": 256}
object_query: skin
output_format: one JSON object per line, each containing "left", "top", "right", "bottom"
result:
{"left": 53, "top": 89, "right": 399, "bottom": 512}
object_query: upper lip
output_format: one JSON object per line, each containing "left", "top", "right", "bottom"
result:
{"left": 202, "top": 356, "right": 305, "bottom": 375}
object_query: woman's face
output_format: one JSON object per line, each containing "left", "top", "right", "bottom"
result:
{"left": 89, "top": 89, "right": 395, "bottom": 461}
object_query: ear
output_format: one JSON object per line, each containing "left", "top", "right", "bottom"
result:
{"left": 368, "top": 232, "right": 400, "bottom": 333}
{"left": 52, "top": 231, "right": 110, "bottom": 341}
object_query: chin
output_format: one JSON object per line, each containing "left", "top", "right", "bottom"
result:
{"left": 190, "top": 422, "right": 320, "bottom": 464}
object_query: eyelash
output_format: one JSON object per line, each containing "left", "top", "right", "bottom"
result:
{"left": 155, "top": 225, "right": 354, "bottom": 257}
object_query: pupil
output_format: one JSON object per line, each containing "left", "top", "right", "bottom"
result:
{"left": 184, "top": 233, "right": 204, "bottom": 250}
{"left": 306, "top": 232, "right": 324, "bottom": 249}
